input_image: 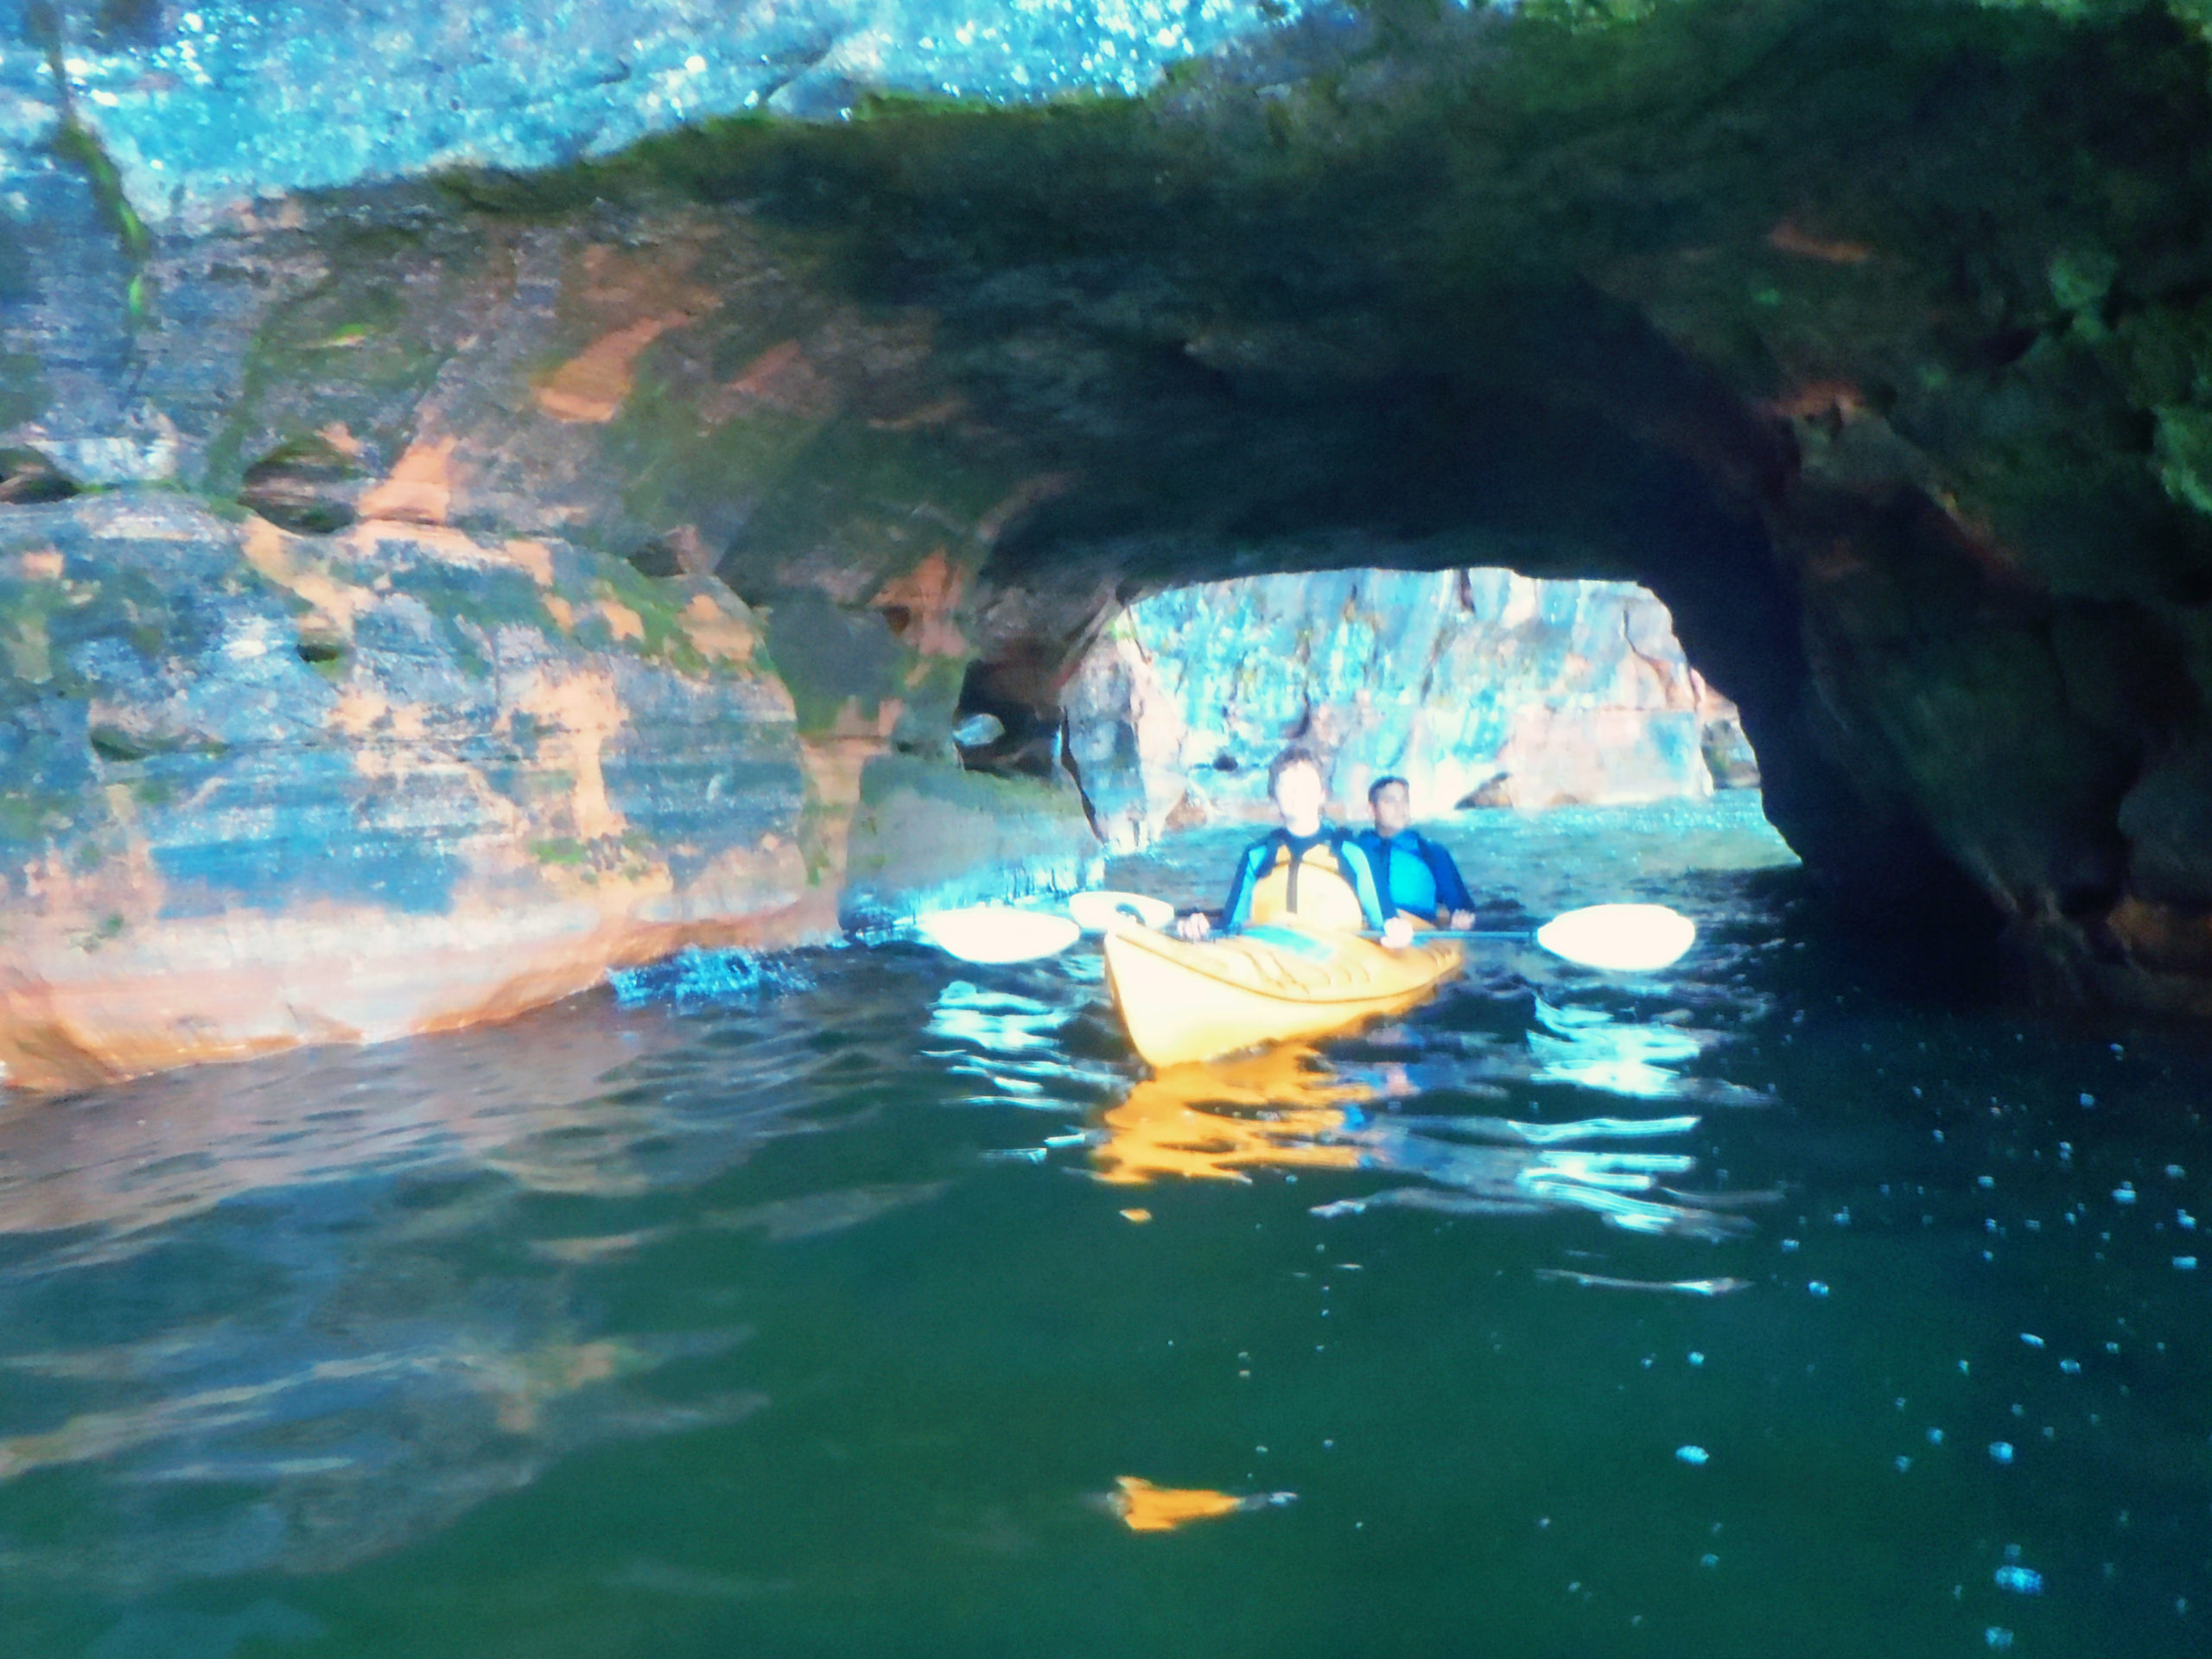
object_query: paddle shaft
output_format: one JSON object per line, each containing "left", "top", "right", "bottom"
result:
{"left": 1361, "top": 929, "right": 1526, "bottom": 942}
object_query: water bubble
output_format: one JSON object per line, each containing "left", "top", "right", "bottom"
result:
{"left": 1688, "top": 1352, "right": 1705, "bottom": 1367}
{"left": 1675, "top": 1446, "right": 1709, "bottom": 1465}
{"left": 2020, "top": 1333, "right": 2044, "bottom": 1348}
{"left": 1994, "top": 1565, "right": 2044, "bottom": 1595}
{"left": 2060, "top": 1359, "right": 2081, "bottom": 1375}
{"left": 1989, "top": 1441, "right": 2015, "bottom": 1465}
{"left": 1894, "top": 1455, "right": 1912, "bottom": 1471}
{"left": 1699, "top": 1552, "right": 1719, "bottom": 1567}
{"left": 1986, "top": 1628, "right": 2015, "bottom": 1649}
{"left": 2113, "top": 1185, "right": 2137, "bottom": 1205}
{"left": 1808, "top": 1281, "right": 1830, "bottom": 1298}
{"left": 2175, "top": 1256, "right": 2198, "bottom": 1271}
{"left": 1928, "top": 1428, "right": 1945, "bottom": 1445}
{"left": 2080, "top": 1093, "right": 2097, "bottom": 1108}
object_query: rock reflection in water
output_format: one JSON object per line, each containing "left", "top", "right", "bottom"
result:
{"left": 0, "top": 995, "right": 828, "bottom": 1591}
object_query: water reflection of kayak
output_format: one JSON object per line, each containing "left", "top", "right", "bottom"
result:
{"left": 1101, "top": 923, "right": 1463, "bottom": 1071}
{"left": 1093, "top": 1044, "right": 1368, "bottom": 1185}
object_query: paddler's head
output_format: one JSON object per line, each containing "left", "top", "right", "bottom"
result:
{"left": 1267, "top": 747, "right": 1327, "bottom": 836}
{"left": 1368, "top": 775, "right": 1413, "bottom": 837}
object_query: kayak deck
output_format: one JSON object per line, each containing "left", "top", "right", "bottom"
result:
{"left": 1102, "top": 924, "right": 1463, "bottom": 1071}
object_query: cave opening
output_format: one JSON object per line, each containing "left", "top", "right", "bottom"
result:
{"left": 1052, "top": 564, "right": 1765, "bottom": 856}
{"left": 931, "top": 298, "right": 1917, "bottom": 914}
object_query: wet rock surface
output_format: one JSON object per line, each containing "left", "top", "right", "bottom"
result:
{"left": 4, "top": 0, "right": 2212, "bottom": 1069}
{"left": 0, "top": 492, "right": 1088, "bottom": 1089}
{"left": 1065, "top": 569, "right": 1753, "bottom": 849}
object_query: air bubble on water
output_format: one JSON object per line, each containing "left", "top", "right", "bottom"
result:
{"left": 2175, "top": 1256, "right": 2198, "bottom": 1270}
{"left": 2060, "top": 1359, "right": 2081, "bottom": 1375}
{"left": 2020, "top": 1333, "right": 2044, "bottom": 1348}
{"left": 2114, "top": 1185, "right": 2137, "bottom": 1205}
{"left": 1781, "top": 1238, "right": 1801, "bottom": 1252}
{"left": 1994, "top": 1565, "right": 2044, "bottom": 1594}
{"left": 1675, "top": 1446, "right": 1709, "bottom": 1465}
{"left": 1808, "top": 1281, "right": 1830, "bottom": 1298}
{"left": 1928, "top": 1427, "right": 1944, "bottom": 1444}
{"left": 1989, "top": 1441, "right": 2015, "bottom": 1464}
{"left": 1895, "top": 1455, "right": 1912, "bottom": 1471}
{"left": 1979, "top": 1175, "right": 1996, "bottom": 1188}
{"left": 1986, "top": 1627, "right": 2015, "bottom": 1649}
{"left": 1700, "top": 1553, "right": 1719, "bottom": 1567}
{"left": 2164, "top": 1163, "right": 2186, "bottom": 1180}
{"left": 2080, "top": 1093, "right": 2097, "bottom": 1108}
{"left": 1688, "top": 1351, "right": 1705, "bottom": 1367}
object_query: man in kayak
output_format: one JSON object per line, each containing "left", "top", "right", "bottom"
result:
{"left": 1354, "top": 775, "right": 1478, "bottom": 931}
{"left": 1175, "top": 747, "right": 1414, "bottom": 947}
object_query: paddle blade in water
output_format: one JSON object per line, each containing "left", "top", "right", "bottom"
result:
{"left": 915, "top": 906, "right": 1082, "bottom": 964}
{"left": 1534, "top": 904, "right": 1697, "bottom": 973}
{"left": 1066, "top": 890, "right": 1175, "bottom": 934}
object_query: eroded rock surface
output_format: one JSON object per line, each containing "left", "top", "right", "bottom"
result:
{"left": 1065, "top": 569, "right": 1752, "bottom": 849}
{"left": 0, "top": 493, "right": 814, "bottom": 1087}
{"left": 0, "top": 493, "right": 1087, "bottom": 1089}
{"left": 6, "top": 0, "right": 2212, "bottom": 1072}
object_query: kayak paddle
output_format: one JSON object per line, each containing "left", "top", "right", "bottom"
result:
{"left": 916, "top": 895, "right": 1696, "bottom": 973}
{"left": 1361, "top": 904, "right": 1695, "bottom": 972}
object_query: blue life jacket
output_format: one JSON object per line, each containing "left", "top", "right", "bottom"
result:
{"left": 1351, "top": 828, "right": 1476, "bottom": 922}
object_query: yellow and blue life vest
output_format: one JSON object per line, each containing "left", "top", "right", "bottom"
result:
{"left": 1222, "top": 828, "right": 1389, "bottom": 933}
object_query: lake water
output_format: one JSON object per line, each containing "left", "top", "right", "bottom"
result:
{"left": 2, "top": 794, "right": 2207, "bottom": 1656}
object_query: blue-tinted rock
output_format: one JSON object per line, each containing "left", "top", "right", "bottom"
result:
{"left": 1065, "top": 568, "right": 1752, "bottom": 849}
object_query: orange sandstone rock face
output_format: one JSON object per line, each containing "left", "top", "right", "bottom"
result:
{"left": 0, "top": 495, "right": 823, "bottom": 1093}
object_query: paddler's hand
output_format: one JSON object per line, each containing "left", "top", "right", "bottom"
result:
{"left": 1176, "top": 911, "right": 1213, "bottom": 941}
{"left": 1448, "top": 909, "right": 1476, "bottom": 931}
{"left": 1381, "top": 916, "right": 1414, "bottom": 950}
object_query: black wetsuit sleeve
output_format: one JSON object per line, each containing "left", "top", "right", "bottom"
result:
{"left": 1222, "top": 839, "right": 1270, "bottom": 930}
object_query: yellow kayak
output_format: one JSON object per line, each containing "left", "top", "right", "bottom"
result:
{"left": 1102, "top": 924, "right": 1463, "bottom": 1071}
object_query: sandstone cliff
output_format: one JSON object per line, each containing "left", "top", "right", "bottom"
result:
{"left": 1065, "top": 569, "right": 1754, "bottom": 849}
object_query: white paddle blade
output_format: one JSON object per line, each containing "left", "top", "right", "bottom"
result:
{"left": 1066, "top": 889, "right": 1175, "bottom": 934}
{"left": 915, "top": 906, "right": 1082, "bottom": 964}
{"left": 1534, "top": 904, "right": 1697, "bottom": 973}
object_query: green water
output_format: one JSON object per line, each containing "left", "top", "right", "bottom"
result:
{"left": 2, "top": 796, "right": 2207, "bottom": 1657}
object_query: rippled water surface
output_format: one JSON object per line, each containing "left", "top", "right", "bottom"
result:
{"left": 3, "top": 796, "right": 2209, "bottom": 1656}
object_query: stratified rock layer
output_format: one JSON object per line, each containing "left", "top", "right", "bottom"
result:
{"left": 0, "top": 493, "right": 821, "bottom": 1088}
{"left": 1065, "top": 569, "right": 1751, "bottom": 849}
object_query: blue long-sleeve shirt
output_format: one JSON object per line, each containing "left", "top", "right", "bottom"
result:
{"left": 1351, "top": 828, "right": 1475, "bottom": 921}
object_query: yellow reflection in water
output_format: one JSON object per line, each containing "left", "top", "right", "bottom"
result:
{"left": 1109, "top": 1477, "right": 1245, "bottom": 1532}
{"left": 1092, "top": 1046, "right": 1370, "bottom": 1186}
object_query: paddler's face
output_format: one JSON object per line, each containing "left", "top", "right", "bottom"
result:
{"left": 1271, "top": 762, "right": 1325, "bottom": 830}
{"left": 1370, "top": 781, "right": 1412, "bottom": 836}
